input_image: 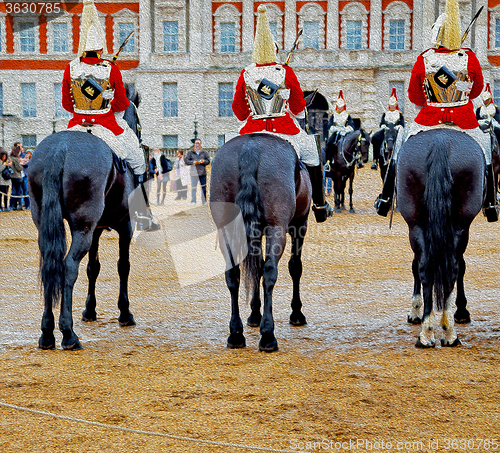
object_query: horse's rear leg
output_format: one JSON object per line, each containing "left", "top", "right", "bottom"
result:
{"left": 40, "top": 288, "right": 56, "bottom": 349}
{"left": 227, "top": 265, "right": 245, "bottom": 348}
{"left": 116, "top": 221, "right": 135, "bottom": 326}
{"left": 289, "top": 224, "right": 307, "bottom": 326}
{"left": 454, "top": 256, "right": 470, "bottom": 324}
{"left": 407, "top": 255, "right": 423, "bottom": 324}
{"left": 60, "top": 230, "right": 94, "bottom": 350}
{"left": 260, "top": 228, "right": 286, "bottom": 352}
{"left": 82, "top": 229, "right": 103, "bottom": 322}
{"left": 247, "top": 261, "right": 263, "bottom": 327}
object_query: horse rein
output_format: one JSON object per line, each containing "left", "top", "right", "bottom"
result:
{"left": 341, "top": 131, "right": 363, "bottom": 168}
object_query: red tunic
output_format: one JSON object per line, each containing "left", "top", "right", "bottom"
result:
{"left": 232, "top": 63, "right": 306, "bottom": 135}
{"left": 62, "top": 57, "right": 130, "bottom": 135}
{"left": 408, "top": 48, "right": 483, "bottom": 129}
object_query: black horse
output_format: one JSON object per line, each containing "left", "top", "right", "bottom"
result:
{"left": 28, "top": 87, "right": 142, "bottom": 350}
{"left": 325, "top": 129, "right": 370, "bottom": 213}
{"left": 210, "top": 133, "right": 312, "bottom": 352}
{"left": 377, "top": 123, "right": 399, "bottom": 182}
{"left": 397, "top": 129, "right": 484, "bottom": 347}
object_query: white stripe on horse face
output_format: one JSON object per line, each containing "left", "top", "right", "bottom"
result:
{"left": 408, "top": 294, "right": 423, "bottom": 322}
{"left": 419, "top": 310, "right": 435, "bottom": 347}
{"left": 441, "top": 294, "right": 458, "bottom": 346}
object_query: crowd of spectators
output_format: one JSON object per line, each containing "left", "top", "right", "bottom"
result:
{"left": 0, "top": 142, "right": 31, "bottom": 212}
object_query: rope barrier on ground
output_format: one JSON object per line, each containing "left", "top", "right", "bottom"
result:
{"left": 0, "top": 401, "right": 308, "bottom": 453}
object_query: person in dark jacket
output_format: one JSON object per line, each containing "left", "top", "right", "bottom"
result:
{"left": 184, "top": 139, "right": 210, "bottom": 205}
{"left": 9, "top": 146, "right": 24, "bottom": 211}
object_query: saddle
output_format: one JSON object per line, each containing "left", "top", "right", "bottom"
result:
{"left": 82, "top": 124, "right": 128, "bottom": 174}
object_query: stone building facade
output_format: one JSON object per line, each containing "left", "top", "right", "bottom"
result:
{"left": 0, "top": 0, "right": 500, "bottom": 150}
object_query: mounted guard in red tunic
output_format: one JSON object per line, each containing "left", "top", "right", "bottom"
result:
{"left": 375, "top": 0, "right": 498, "bottom": 222}
{"left": 231, "top": 5, "right": 333, "bottom": 222}
{"left": 61, "top": 0, "right": 159, "bottom": 231}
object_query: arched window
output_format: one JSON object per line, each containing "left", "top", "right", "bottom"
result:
{"left": 383, "top": 1, "right": 412, "bottom": 51}
{"left": 340, "top": 2, "right": 368, "bottom": 50}
{"left": 214, "top": 4, "right": 241, "bottom": 53}
{"left": 298, "top": 3, "right": 326, "bottom": 50}
{"left": 112, "top": 8, "right": 139, "bottom": 56}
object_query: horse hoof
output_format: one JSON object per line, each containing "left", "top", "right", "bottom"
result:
{"left": 227, "top": 333, "right": 246, "bottom": 349}
{"left": 290, "top": 312, "right": 307, "bottom": 326}
{"left": 454, "top": 311, "right": 471, "bottom": 324}
{"left": 247, "top": 313, "right": 261, "bottom": 327}
{"left": 259, "top": 334, "right": 278, "bottom": 352}
{"left": 81, "top": 311, "right": 97, "bottom": 322}
{"left": 335, "top": 208, "right": 342, "bottom": 214}
{"left": 119, "top": 315, "right": 136, "bottom": 327}
{"left": 441, "top": 337, "right": 461, "bottom": 347}
{"left": 62, "top": 338, "right": 83, "bottom": 351}
{"left": 349, "top": 208, "right": 355, "bottom": 214}
{"left": 415, "top": 337, "right": 435, "bottom": 349}
{"left": 407, "top": 315, "right": 422, "bottom": 325}
{"left": 38, "top": 335, "right": 56, "bottom": 350}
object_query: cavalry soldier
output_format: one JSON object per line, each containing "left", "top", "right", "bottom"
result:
{"left": 62, "top": 0, "right": 160, "bottom": 231}
{"left": 374, "top": 0, "right": 498, "bottom": 222}
{"left": 327, "top": 90, "right": 355, "bottom": 145}
{"left": 370, "top": 88, "right": 405, "bottom": 170}
{"left": 477, "top": 83, "right": 500, "bottom": 132}
{"left": 232, "top": 5, "right": 333, "bottom": 222}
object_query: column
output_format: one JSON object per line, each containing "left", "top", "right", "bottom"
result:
{"left": 473, "top": 0, "right": 488, "bottom": 66}
{"left": 202, "top": 0, "right": 212, "bottom": 53}
{"left": 326, "top": 0, "right": 339, "bottom": 49}
{"left": 242, "top": 0, "right": 253, "bottom": 53}
{"left": 139, "top": 0, "right": 151, "bottom": 67}
{"left": 369, "top": 0, "right": 382, "bottom": 50}
{"left": 189, "top": 0, "right": 203, "bottom": 62}
{"left": 284, "top": 0, "right": 296, "bottom": 50}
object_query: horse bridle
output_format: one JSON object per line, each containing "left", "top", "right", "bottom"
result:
{"left": 341, "top": 131, "right": 364, "bottom": 168}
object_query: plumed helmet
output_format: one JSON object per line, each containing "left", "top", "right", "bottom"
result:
{"left": 431, "top": 0, "right": 461, "bottom": 50}
{"left": 253, "top": 5, "right": 277, "bottom": 65}
{"left": 335, "top": 90, "right": 346, "bottom": 113}
{"left": 482, "top": 83, "right": 493, "bottom": 105}
{"left": 78, "top": 0, "right": 107, "bottom": 57}
{"left": 388, "top": 87, "right": 399, "bottom": 110}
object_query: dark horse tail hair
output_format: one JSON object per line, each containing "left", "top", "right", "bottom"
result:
{"left": 39, "top": 147, "right": 67, "bottom": 308}
{"left": 423, "top": 136, "right": 455, "bottom": 311}
{"left": 234, "top": 135, "right": 264, "bottom": 289}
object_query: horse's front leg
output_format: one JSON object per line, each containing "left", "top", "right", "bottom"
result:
{"left": 407, "top": 255, "right": 423, "bottom": 324}
{"left": 260, "top": 227, "right": 286, "bottom": 352}
{"left": 82, "top": 228, "right": 103, "bottom": 322}
{"left": 226, "top": 265, "right": 245, "bottom": 348}
{"left": 340, "top": 175, "right": 346, "bottom": 210}
{"left": 60, "top": 230, "right": 94, "bottom": 350}
{"left": 116, "top": 221, "right": 135, "bottom": 326}
{"left": 288, "top": 222, "right": 307, "bottom": 326}
{"left": 333, "top": 172, "right": 342, "bottom": 213}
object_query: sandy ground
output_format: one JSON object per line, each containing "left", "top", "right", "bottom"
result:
{"left": 0, "top": 167, "right": 499, "bottom": 453}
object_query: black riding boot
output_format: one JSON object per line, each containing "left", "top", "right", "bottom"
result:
{"left": 484, "top": 164, "right": 499, "bottom": 222}
{"left": 306, "top": 165, "right": 334, "bottom": 222}
{"left": 374, "top": 159, "right": 396, "bottom": 217}
{"left": 132, "top": 175, "right": 161, "bottom": 231}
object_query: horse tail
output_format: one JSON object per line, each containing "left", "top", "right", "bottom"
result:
{"left": 235, "top": 135, "right": 264, "bottom": 288}
{"left": 39, "top": 147, "right": 67, "bottom": 308}
{"left": 423, "top": 137, "right": 455, "bottom": 311}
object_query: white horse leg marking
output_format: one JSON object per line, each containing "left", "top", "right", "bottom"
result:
{"left": 418, "top": 310, "right": 435, "bottom": 347}
{"left": 408, "top": 294, "right": 423, "bottom": 322}
{"left": 441, "top": 294, "right": 459, "bottom": 346}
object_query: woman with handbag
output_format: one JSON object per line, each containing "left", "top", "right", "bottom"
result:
{"left": 155, "top": 149, "right": 172, "bottom": 206}
{"left": 173, "top": 150, "right": 189, "bottom": 200}
{"left": 0, "top": 149, "right": 12, "bottom": 211}
{"left": 9, "top": 146, "right": 24, "bottom": 211}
